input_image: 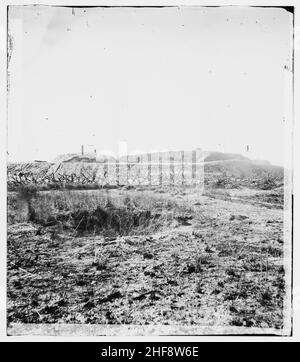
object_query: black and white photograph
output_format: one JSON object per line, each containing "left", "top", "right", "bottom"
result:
{"left": 2, "top": 1, "right": 298, "bottom": 341}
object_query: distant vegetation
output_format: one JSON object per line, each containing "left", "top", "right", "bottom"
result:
{"left": 7, "top": 151, "right": 284, "bottom": 192}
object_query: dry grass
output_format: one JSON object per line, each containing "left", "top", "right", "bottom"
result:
{"left": 7, "top": 185, "right": 286, "bottom": 329}
{"left": 8, "top": 187, "right": 193, "bottom": 237}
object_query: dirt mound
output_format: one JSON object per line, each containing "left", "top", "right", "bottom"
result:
{"left": 204, "top": 160, "right": 283, "bottom": 190}
{"left": 204, "top": 151, "right": 250, "bottom": 162}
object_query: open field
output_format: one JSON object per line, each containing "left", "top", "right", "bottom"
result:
{"left": 7, "top": 185, "right": 286, "bottom": 330}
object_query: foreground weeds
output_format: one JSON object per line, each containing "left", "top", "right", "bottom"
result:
{"left": 8, "top": 188, "right": 191, "bottom": 237}
{"left": 7, "top": 186, "right": 286, "bottom": 330}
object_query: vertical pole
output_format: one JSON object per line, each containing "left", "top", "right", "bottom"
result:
{"left": 81, "top": 145, "right": 84, "bottom": 155}
{"left": 170, "top": 152, "right": 174, "bottom": 186}
{"left": 126, "top": 155, "right": 129, "bottom": 186}
{"left": 103, "top": 156, "right": 108, "bottom": 184}
{"left": 116, "top": 159, "right": 119, "bottom": 186}
{"left": 196, "top": 148, "right": 204, "bottom": 192}
{"left": 192, "top": 149, "right": 196, "bottom": 185}
{"left": 137, "top": 156, "right": 141, "bottom": 185}
{"left": 159, "top": 152, "right": 162, "bottom": 186}
{"left": 181, "top": 150, "right": 185, "bottom": 186}
{"left": 147, "top": 153, "right": 151, "bottom": 185}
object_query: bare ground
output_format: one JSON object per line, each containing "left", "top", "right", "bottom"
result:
{"left": 7, "top": 187, "right": 286, "bottom": 330}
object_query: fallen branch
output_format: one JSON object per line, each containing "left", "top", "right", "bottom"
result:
{"left": 9, "top": 261, "right": 36, "bottom": 277}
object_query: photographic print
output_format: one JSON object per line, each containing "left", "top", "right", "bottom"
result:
{"left": 6, "top": 5, "right": 293, "bottom": 336}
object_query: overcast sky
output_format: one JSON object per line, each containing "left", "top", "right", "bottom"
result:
{"left": 8, "top": 6, "right": 293, "bottom": 165}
